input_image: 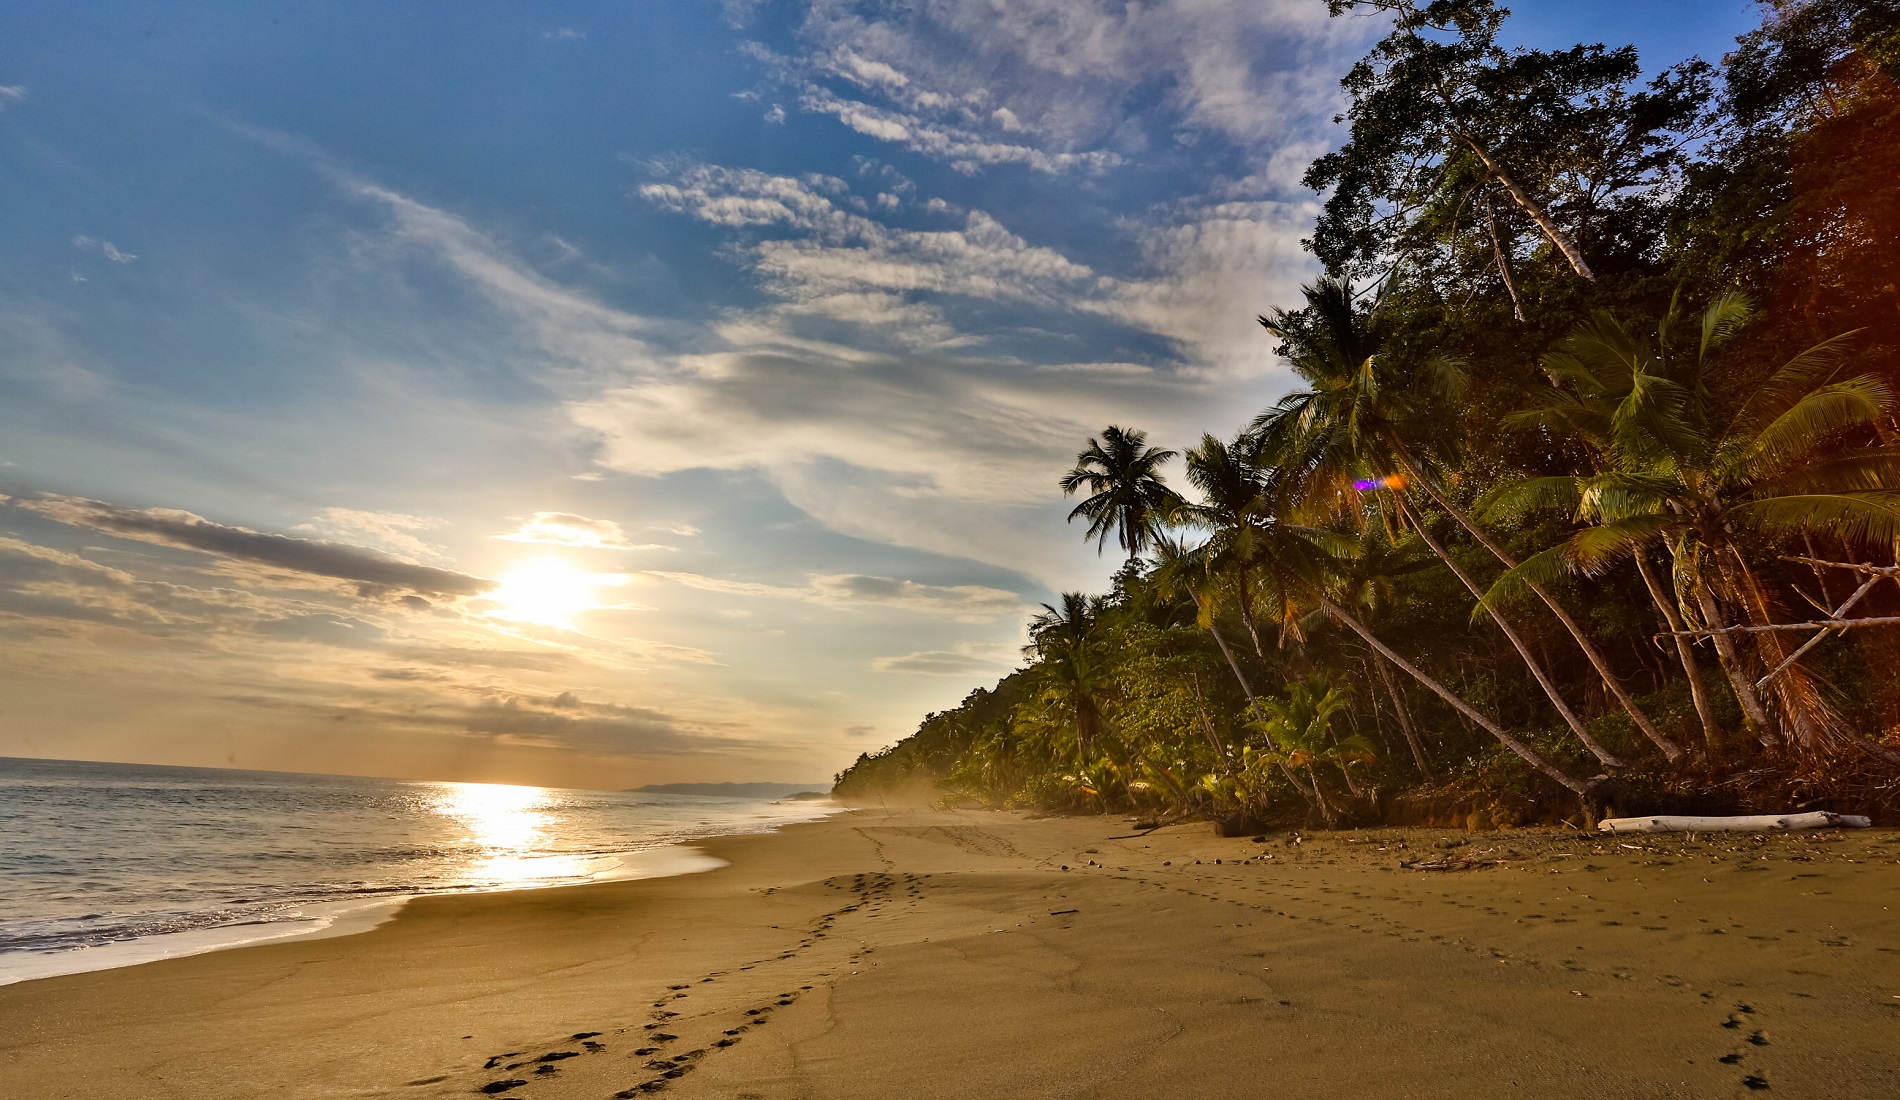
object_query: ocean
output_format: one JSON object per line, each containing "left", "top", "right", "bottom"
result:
{"left": 0, "top": 757, "right": 836, "bottom": 985}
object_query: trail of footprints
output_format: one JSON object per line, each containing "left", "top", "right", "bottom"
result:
{"left": 1068, "top": 853, "right": 1802, "bottom": 1090}
{"left": 467, "top": 870, "right": 928, "bottom": 1097}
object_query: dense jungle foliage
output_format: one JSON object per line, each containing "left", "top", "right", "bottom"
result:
{"left": 835, "top": 0, "right": 1900, "bottom": 826}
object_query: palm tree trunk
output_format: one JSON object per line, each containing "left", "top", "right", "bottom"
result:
{"left": 1375, "top": 655, "right": 1436, "bottom": 780}
{"left": 1235, "top": 571, "right": 1268, "bottom": 658}
{"left": 1633, "top": 549, "right": 1722, "bottom": 750}
{"left": 1394, "top": 453, "right": 1684, "bottom": 761}
{"left": 1307, "top": 769, "right": 1336, "bottom": 827}
{"left": 1395, "top": 495, "right": 1625, "bottom": 768}
{"left": 1483, "top": 193, "right": 1527, "bottom": 321}
{"left": 1723, "top": 547, "right": 1831, "bottom": 749}
{"left": 1454, "top": 131, "right": 1596, "bottom": 281}
{"left": 1193, "top": 589, "right": 1261, "bottom": 712}
{"left": 1689, "top": 578, "right": 1780, "bottom": 746}
{"left": 1319, "top": 596, "right": 1593, "bottom": 797}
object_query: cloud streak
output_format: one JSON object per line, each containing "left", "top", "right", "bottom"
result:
{"left": 16, "top": 495, "right": 493, "bottom": 598}
{"left": 648, "top": 570, "right": 1024, "bottom": 620}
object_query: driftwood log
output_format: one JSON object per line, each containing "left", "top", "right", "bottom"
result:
{"left": 1599, "top": 811, "right": 1872, "bottom": 834}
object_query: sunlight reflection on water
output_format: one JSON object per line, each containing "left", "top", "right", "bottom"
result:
{"left": 434, "top": 782, "right": 601, "bottom": 885}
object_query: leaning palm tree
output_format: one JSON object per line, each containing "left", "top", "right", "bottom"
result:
{"left": 1061, "top": 426, "right": 1185, "bottom": 564}
{"left": 1253, "top": 276, "right": 1666, "bottom": 766}
{"left": 1176, "top": 433, "right": 1281, "bottom": 654}
{"left": 1480, "top": 292, "right": 1900, "bottom": 754}
{"left": 1198, "top": 494, "right": 1600, "bottom": 802}
{"left": 1149, "top": 534, "right": 1263, "bottom": 713}
{"left": 1329, "top": 523, "right": 1440, "bottom": 779}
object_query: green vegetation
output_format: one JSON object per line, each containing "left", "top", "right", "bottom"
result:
{"left": 836, "top": 0, "right": 1900, "bottom": 825}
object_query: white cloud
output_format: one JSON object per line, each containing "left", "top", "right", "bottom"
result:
{"left": 753, "top": 0, "right": 1365, "bottom": 177}
{"left": 297, "top": 507, "right": 448, "bottom": 563}
{"left": 871, "top": 641, "right": 1017, "bottom": 675}
{"left": 72, "top": 236, "right": 138, "bottom": 263}
{"left": 0, "top": 85, "right": 24, "bottom": 108}
{"left": 647, "top": 570, "right": 1024, "bottom": 621}
{"left": 494, "top": 511, "right": 668, "bottom": 551}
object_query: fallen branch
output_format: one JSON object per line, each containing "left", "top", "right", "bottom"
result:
{"left": 1398, "top": 857, "right": 1502, "bottom": 871}
{"left": 1656, "top": 614, "right": 1900, "bottom": 638}
{"left": 1599, "top": 811, "right": 1872, "bottom": 834}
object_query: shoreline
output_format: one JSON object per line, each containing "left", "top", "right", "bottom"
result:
{"left": 0, "top": 800, "right": 836, "bottom": 989}
{"left": 4, "top": 808, "right": 1899, "bottom": 1097}
{"left": 0, "top": 843, "right": 733, "bottom": 990}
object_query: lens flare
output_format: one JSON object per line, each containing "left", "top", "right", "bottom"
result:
{"left": 1352, "top": 474, "right": 1408, "bottom": 491}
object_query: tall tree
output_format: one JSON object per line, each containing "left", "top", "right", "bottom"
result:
{"left": 1482, "top": 292, "right": 1900, "bottom": 751}
{"left": 1061, "top": 426, "right": 1186, "bottom": 564}
{"left": 1255, "top": 276, "right": 1680, "bottom": 763}
{"left": 1308, "top": 0, "right": 1710, "bottom": 285}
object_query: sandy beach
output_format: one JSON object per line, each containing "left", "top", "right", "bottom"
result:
{"left": 4, "top": 808, "right": 1899, "bottom": 1098}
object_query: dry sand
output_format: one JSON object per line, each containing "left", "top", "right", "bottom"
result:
{"left": 4, "top": 808, "right": 1900, "bottom": 1098}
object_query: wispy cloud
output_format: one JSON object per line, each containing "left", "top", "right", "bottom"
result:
{"left": 870, "top": 642, "right": 1014, "bottom": 675}
{"left": 647, "top": 570, "right": 1024, "bottom": 620}
{"left": 493, "top": 511, "right": 669, "bottom": 551}
{"left": 72, "top": 235, "right": 138, "bottom": 263}
{"left": 17, "top": 494, "right": 492, "bottom": 599}
{"left": 741, "top": 0, "right": 1361, "bottom": 177}
{"left": 297, "top": 507, "right": 449, "bottom": 563}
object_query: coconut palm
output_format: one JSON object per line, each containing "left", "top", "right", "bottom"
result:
{"left": 1329, "top": 523, "right": 1440, "bottom": 778}
{"left": 1061, "top": 426, "right": 1186, "bottom": 564}
{"left": 1253, "top": 275, "right": 1667, "bottom": 765}
{"left": 1149, "top": 534, "right": 1263, "bottom": 714}
{"left": 1480, "top": 292, "right": 1900, "bottom": 752}
{"left": 1176, "top": 434, "right": 1287, "bottom": 654}
{"left": 1245, "top": 675, "right": 1378, "bottom": 827}
{"left": 1025, "top": 593, "right": 1117, "bottom": 762}
{"left": 1187, "top": 489, "right": 1600, "bottom": 801}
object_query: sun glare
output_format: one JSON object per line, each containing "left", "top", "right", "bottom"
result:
{"left": 487, "top": 558, "right": 600, "bottom": 627}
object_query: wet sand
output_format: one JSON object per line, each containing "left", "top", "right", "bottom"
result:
{"left": 3, "top": 808, "right": 1899, "bottom": 1098}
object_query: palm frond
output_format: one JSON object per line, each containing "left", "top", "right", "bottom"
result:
{"left": 1750, "top": 449, "right": 1900, "bottom": 498}
{"left": 1695, "top": 289, "right": 1752, "bottom": 361}
{"left": 1478, "top": 476, "right": 1583, "bottom": 522}
{"left": 1472, "top": 543, "right": 1578, "bottom": 622}
{"left": 1726, "top": 491, "right": 1900, "bottom": 548}
{"left": 1565, "top": 515, "right": 1676, "bottom": 574}
{"left": 1733, "top": 375, "right": 1893, "bottom": 482}
{"left": 1732, "top": 328, "right": 1865, "bottom": 431}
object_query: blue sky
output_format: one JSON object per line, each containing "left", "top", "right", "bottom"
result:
{"left": 0, "top": 0, "right": 1761, "bottom": 787}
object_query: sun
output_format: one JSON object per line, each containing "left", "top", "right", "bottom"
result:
{"left": 486, "top": 559, "right": 600, "bottom": 628}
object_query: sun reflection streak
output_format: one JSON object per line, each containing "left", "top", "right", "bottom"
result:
{"left": 432, "top": 783, "right": 598, "bottom": 885}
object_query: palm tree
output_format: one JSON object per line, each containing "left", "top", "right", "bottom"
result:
{"left": 1149, "top": 534, "right": 1262, "bottom": 714}
{"left": 1177, "top": 434, "right": 1283, "bottom": 654}
{"left": 1253, "top": 276, "right": 1666, "bottom": 766}
{"left": 1025, "top": 593, "right": 1117, "bottom": 762}
{"left": 1186, "top": 491, "right": 1600, "bottom": 802}
{"left": 1330, "top": 523, "right": 1440, "bottom": 779}
{"left": 1480, "top": 292, "right": 1900, "bottom": 753}
{"left": 1246, "top": 675, "right": 1377, "bottom": 827}
{"left": 1061, "top": 426, "right": 1185, "bottom": 564}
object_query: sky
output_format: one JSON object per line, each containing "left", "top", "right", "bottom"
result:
{"left": 0, "top": 0, "right": 1761, "bottom": 789}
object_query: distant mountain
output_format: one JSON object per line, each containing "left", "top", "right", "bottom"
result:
{"left": 631, "top": 782, "right": 830, "bottom": 799}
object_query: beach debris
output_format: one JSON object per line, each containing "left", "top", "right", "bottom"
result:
{"left": 1398, "top": 856, "right": 1502, "bottom": 872}
{"left": 1599, "top": 812, "right": 1871, "bottom": 834}
{"left": 1049, "top": 908, "right": 1079, "bottom": 915}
